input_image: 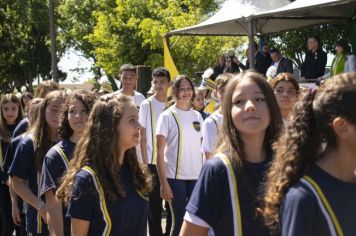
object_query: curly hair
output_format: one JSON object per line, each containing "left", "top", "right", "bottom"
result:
{"left": 0, "top": 94, "right": 24, "bottom": 142}
{"left": 262, "top": 72, "right": 356, "bottom": 232}
{"left": 30, "top": 90, "right": 66, "bottom": 170}
{"left": 58, "top": 89, "right": 97, "bottom": 139}
{"left": 56, "top": 94, "right": 152, "bottom": 204}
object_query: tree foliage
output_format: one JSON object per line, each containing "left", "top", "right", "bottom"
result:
{"left": 58, "top": 0, "right": 246, "bottom": 81}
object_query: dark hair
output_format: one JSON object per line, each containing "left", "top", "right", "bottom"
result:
{"left": 0, "top": 94, "right": 24, "bottom": 142}
{"left": 119, "top": 64, "right": 136, "bottom": 74}
{"left": 152, "top": 67, "right": 171, "bottom": 81}
{"left": 262, "top": 72, "right": 356, "bottom": 231}
{"left": 269, "top": 48, "right": 280, "bottom": 54}
{"left": 271, "top": 73, "right": 300, "bottom": 92}
{"left": 58, "top": 90, "right": 97, "bottom": 139}
{"left": 20, "top": 92, "right": 33, "bottom": 111}
{"left": 172, "top": 75, "right": 196, "bottom": 101}
{"left": 308, "top": 35, "right": 321, "bottom": 46}
{"left": 57, "top": 94, "right": 152, "bottom": 203}
{"left": 336, "top": 39, "right": 351, "bottom": 54}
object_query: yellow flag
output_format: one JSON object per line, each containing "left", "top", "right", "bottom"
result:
{"left": 164, "top": 38, "right": 179, "bottom": 80}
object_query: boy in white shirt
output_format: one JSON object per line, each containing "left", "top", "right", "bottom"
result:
{"left": 139, "top": 67, "right": 171, "bottom": 236}
{"left": 202, "top": 73, "right": 233, "bottom": 159}
{"left": 113, "top": 63, "right": 146, "bottom": 108}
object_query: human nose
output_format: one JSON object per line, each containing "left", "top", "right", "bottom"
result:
{"left": 245, "top": 100, "right": 256, "bottom": 112}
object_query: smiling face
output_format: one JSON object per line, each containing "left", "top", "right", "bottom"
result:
{"left": 152, "top": 76, "right": 170, "bottom": 96}
{"left": 2, "top": 101, "right": 19, "bottom": 125}
{"left": 68, "top": 98, "right": 89, "bottom": 135}
{"left": 176, "top": 78, "right": 194, "bottom": 103}
{"left": 231, "top": 80, "right": 270, "bottom": 136}
{"left": 117, "top": 105, "right": 141, "bottom": 151}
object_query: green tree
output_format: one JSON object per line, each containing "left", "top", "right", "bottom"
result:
{"left": 0, "top": 0, "right": 64, "bottom": 93}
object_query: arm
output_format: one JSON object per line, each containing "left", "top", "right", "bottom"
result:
{"left": 287, "top": 59, "right": 294, "bottom": 74}
{"left": 71, "top": 218, "right": 90, "bottom": 236}
{"left": 156, "top": 135, "right": 173, "bottom": 201}
{"left": 45, "top": 190, "right": 64, "bottom": 236}
{"left": 9, "top": 184, "right": 21, "bottom": 226}
{"left": 140, "top": 127, "right": 148, "bottom": 165}
{"left": 180, "top": 221, "right": 209, "bottom": 236}
{"left": 10, "top": 176, "right": 46, "bottom": 221}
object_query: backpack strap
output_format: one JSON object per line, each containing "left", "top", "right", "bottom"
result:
{"left": 301, "top": 175, "right": 344, "bottom": 236}
{"left": 82, "top": 166, "right": 112, "bottom": 236}
{"left": 216, "top": 153, "right": 243, "bottom": 236}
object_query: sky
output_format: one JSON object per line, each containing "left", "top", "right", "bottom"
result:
{"left": 58, "top": 48, "right": 94, "bottom": 84}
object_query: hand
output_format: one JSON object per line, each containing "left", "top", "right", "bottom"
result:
{"left": 160, "top": 182, "right": 173, "bottom": 201}
{"left": 11, "top": 204, "right": 21, "bottom": 226}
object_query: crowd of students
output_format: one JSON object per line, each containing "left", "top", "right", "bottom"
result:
{"left": 0, "top": 62, "right": 355, "bottom": 236}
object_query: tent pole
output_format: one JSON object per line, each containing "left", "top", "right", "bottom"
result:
{"left": 248, "top": 19, "right": 255, "bottom": 69}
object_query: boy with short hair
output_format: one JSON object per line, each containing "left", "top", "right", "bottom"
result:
{"left": 139, "top": 67, "right": 171, "bottom": 236}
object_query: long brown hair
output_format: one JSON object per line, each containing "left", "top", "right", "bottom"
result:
{"left": 0, "top": 94, "right": 24, "bottom": 142}
{"left": 29, "top": 90, "right": 65, "bottom": 170}
{"left": 262, "top": 72, "right": 356, "bottom": 231}
{"left": 215, "top": 71, "right": 282, "bottom": 163}
{"left": 56, "top": 94, "right": 152, "bottom": 204}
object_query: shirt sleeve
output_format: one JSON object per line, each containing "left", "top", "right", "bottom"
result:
{"left": 8, "top": 138, "right": 34, "bottom": 180}
{"left": 156, "top": 112, "right": 169, "bottom": 138}
{"left": 186, "top": 159, "right": 226, "bottom": 227}
{"left": 202, "top": 118, "right": 218, "bottom": 153}
{"left": 280, "top": 187, "right": 319, "bottom": 236}
{"left": 138, "top": 101, "right": 148, "bottom": 128}
{"left": 67, "top": 173, "right": 96, "bottom": 221}
{"left": 40, "top": 150, "right": 63, "bottom": 196}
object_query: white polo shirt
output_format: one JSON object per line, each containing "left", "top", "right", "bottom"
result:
{"left": 156, "top": 106, "right": 203, "bottom": 180}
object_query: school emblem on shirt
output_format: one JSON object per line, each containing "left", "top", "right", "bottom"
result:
{"left": 193, "top": 121, "right": 201, "bottom": 132}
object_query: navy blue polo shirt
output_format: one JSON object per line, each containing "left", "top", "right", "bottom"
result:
{"left": 41, "top": 138, "right": 75, "bottom": 236}
{"left": 186, "top": 156, "right": 270, "bottom": 236}
{"left": 67, "top": 161, "right": 149, "bottom": 236}
{"left": 281, "top": 164, "right": 356, "bottom": 236}
{"left": 8, "top": 135, "right": 49, "bottom": 235}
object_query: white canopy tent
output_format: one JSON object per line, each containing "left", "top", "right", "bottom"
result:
{"left": 166, "top": 0, "right": 356, "bottom": 67}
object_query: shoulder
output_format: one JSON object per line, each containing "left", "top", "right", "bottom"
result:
{"left": 200, "top": 156, "right": 228, "bottom": 179}
{"left": 134, "top": 91, "right": 145, "bottom": 99}
{"left": 73, "top": 169, "right": 96, "bottom": 189}
{"left": 140, "top": 98, "right": 150, "bottom": 107}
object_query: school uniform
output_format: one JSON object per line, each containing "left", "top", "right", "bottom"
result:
{"left": 202, "top": 111, "right": 223, "bottom": 155}
{"left": 8, "top": 135, "right": 49, "bottom": 236}
{"left": 156, "top": 106, "right": 204, "bottom": 236}
{"left": 113, "top": 89, "right": 146, "bottom": 163}
{"left": 0, "top": 124, "right": 17, "bottom": 236}
{"left": 12, "top": 117, "right": 29, "bottom": 139}
{"left": 185, "top": 154, "right": 271, "bottom": 236}
{"left": 139, "top": 96, "right": 166, "bottom": 236}
{"left": 41, "top": 138, "right": 75, "bottom": 236}
{"left": 281, "top": 164, "right": 356, "bottom": 236}
{"left": 67, "top": 160, "right": 148, "bottom": 236}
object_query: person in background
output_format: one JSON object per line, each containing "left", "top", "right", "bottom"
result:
{"left": 193, "top": 91, "right": 210, "bottom": 120}
{"left": 139, "top": 67, "right": 171, "bottom": 236}
{"left": 0, "top": 94, "right": 23, "bottom": 236}
{"left": 201, "top": 73, "right": 233, "bottom": 159}
{"left": 270, "top": 73, "right": 300, "bottom": 126}
{"left": 270, "top": 48, "right": 294, "bottom": 75}
{"left": 301, "top": 36, "right": 327, "bottom": 80}
{"left": 198, "top": 68, "right": 219, "bottom": 114}
{"left": 212, "top": 55, "right": 226, "bottom": 79}
{"left": 20, "top": 92, "right": 33, "bottom": 116}
{"left": 262, "top": 72, "right": 356, "bottom": 236}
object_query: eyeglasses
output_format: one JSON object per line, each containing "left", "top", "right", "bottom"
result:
{"left": 178, "top": 87, "right": 193, "bottom": 92}
{"left": 274, "top": 88, "right": 297, "bottom": 96}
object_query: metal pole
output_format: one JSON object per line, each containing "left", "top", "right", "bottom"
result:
{"left": 248, "top": 19, "right": 255, "bottom": 69}
{"left": 49, "top": 0, "right": 59, "bottom": 82}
